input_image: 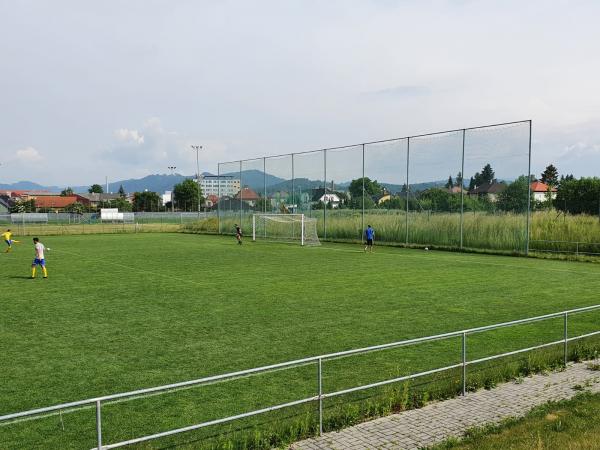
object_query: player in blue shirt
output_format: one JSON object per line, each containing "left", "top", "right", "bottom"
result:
{"left": 364, "top": 225, "right": 375, "bottom": 252}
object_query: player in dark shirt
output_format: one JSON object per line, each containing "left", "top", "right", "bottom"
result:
{"left": 235, "top": 224, "right": 242, "bottom": 245}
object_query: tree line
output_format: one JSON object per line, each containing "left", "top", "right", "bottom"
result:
{"left": 9, "top": 179, "right": 205, "bottom": 214}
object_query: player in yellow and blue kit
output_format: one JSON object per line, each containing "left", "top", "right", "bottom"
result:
{"left": 31, "top": 237, "right": 48, "bottom": 279}
{"left": 2, "top": 229, "right": 20, "bottom": 253}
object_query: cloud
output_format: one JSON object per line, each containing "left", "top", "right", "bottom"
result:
{"left": 15, "top": 146, "right": 43, "bottom": 162}
{"left": 559, "top": 142, "right": 600, "bottom": 161}
{"left": 102, "top": 118, "right": 178, "bottom": 165}
{"left": 113, "top": 128, "right": 144, "bottom": 145}
{"left": 99, "top": 117, "right": 231, "bottom": 177}
{"left": 366, "top": 85, "right": 431, "bottom": 98}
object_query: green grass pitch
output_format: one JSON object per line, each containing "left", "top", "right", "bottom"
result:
{"left": 1, "top": 233, "right": 600, "bottom": 448}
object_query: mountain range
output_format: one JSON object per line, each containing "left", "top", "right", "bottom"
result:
{"left": 0, "top": 171, "right": 446, "bottom": 195}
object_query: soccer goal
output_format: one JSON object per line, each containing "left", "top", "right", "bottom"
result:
{"left": 252, "top": 214, "right": 320, "bottom": 246}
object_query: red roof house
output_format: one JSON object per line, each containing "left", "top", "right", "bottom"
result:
{"left": 531, "top": 181, "right": 557, "bottom": 201}
{"left": 33, "top": 196, "right": 80, "bottom": 210}
{"left": 234, "top": 187, "right": 260, "bottom": 206}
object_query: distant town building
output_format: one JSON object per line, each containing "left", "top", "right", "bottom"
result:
{"left": 200, "top": 176, "right": 240, "bottom": 197}
{"left": 76, "top": 193, "right": 124, "bottom": 207}
{"left": 311, "top": 188, "right": 341, "bottom": 208}
{"left": 0, "top": 196, "right": 9, "bottom": 213}
{"left": 31, "top": 195, "right": 81, "bottom": 211}
{"left": 530, "top": 181, "right": 557, "bottom": 202}
{"left": 162, "top": 191, "right": 172, "bottom": 206}
{"left": 468, "top": 181, "right": 507, "bottom": 202}
{"left": 234, "top": 187, "right": 260, "bottom": 207}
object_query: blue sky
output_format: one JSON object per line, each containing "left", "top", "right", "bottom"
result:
{"left": 1, "top": 0, "right": 599, "bottom": 186}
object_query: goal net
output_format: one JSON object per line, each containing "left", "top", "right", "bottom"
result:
{"left": 252, "top": 214, "right": 320, "bottom": 246}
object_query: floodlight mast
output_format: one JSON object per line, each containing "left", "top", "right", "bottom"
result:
{"left": 190, "top": 145, "right": 203, "bottom": 219}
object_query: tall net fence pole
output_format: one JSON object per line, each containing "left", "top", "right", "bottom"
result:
{"left": 460, "top": 129, "right": 466, "bottom": 249}
{"left": 526, "top": 120, "right": 533, "bottom": 255}
{"left": 405, "top": 137, "right": 410, "bottom": 245}
{"left": 217, "top": 163, "right": 221, "bottom": 234}
{"left": 291, "top": 154, "right": 295, "bottom": 212}
{"left": 323, "top": 149, "right": 327, "bottom": 239}
{"left": 362, "top": 144, "right": 365, "bottom": 240}
{"left": 239, "top": 160, "right": 243, "bottom": 231}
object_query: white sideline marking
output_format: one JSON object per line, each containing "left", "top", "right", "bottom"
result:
{"left": 310, "top": 245, "right": 600, "bottom": 277}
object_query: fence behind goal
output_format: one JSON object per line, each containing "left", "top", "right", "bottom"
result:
{"left": 218, "top": 120, "right": 533, "bottom": 253}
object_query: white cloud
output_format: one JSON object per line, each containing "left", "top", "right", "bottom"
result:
{"left": 99, "top": 117, "right": 232, "bottom": 178}
{"left": 559, "top": 142, "right": 600, "bottom": 161}
{"left": 15, "top": 146, "right": 43, "bottom": 162}
{"left": 113, "top": 128, "right": 144, "bottom": 145}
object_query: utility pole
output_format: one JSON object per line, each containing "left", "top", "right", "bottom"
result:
{"left": 190, "top": 145, "right": 203, "bottom": 218}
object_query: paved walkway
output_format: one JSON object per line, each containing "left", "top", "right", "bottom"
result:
{"left": 291, "top": 360, "right": 600, "bottom": 450}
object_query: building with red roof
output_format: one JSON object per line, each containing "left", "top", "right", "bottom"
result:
{"left": 531, "top": 181, "right": 557, "bottom": 202}
{"left": 234, "top": 187, "right": 260, "bottom": 207}
{"left": 32, "top": 195, "right": 80, "bottom": 211}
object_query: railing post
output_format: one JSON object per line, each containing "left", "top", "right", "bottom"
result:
{"left": 96, "top": 400, "right": 102, "bottom": 450}
{"left": 318, "top": 357, "right": 323, "bottom": 435}
{"left": 462, "top": 332, "right": 467, "bottom": 396}
{"left": 564, "top": 312, "right": 568, "bottom": 367}
{"left": 576, "top": 242, "right": 579, "bottom": 257}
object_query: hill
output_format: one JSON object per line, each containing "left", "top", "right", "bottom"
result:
{"left": 1, "top": 172, "right": 448, "bottom": 196}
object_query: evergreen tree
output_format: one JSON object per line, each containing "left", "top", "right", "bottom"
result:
{"left": 481, "top": 164, "right": 495, "bottom": 184}
{"left": 456, "top": 171, "right": 463, "bottom": 187}
{"left": 445, "top": 176, "right": 454, "bottom": 189}
{"left": 118, "top": 185, "right": 126, "bottom": 197}
{"left": 541, "top": 164, "right": 559, "bottom": 186}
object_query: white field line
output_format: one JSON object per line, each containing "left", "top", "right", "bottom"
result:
{"left": 307, "top": 244, "right": 600, "bottom": 277}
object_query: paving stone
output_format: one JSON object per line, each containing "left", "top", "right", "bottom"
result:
{"left": 290, "top": 360, "right": 600, "bottom": 450}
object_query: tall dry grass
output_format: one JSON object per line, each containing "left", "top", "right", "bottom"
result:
{"left": 214, "top": 209, "right": 600, "bottom": 254}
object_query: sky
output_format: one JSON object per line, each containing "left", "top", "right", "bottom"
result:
{"left": 1, "top": 0, "right": 599, "bottom": 187}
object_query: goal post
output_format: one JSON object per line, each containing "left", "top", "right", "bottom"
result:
{"left": 252, "top": 214, "right": 320, "bottom": 246}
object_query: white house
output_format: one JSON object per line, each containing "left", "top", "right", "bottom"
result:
{"left": 311, "top": 188, "right": 341, "bottom": 208}
{"left": 531, "top": 181, "right": 557, "bottom": 202}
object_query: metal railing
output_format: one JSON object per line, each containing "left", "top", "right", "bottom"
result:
{"left": 530, "top": 239, "right": 600, "bottom": 256}
{"left": 1, "top": 304, "right": 599, "bottom": 449}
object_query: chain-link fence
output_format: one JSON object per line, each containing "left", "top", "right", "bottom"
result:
{"left": 218, "top": 121, "right": 533, "bottom": 253}
{"left": 0, "top": 212, "right": 216, "bottom": 236}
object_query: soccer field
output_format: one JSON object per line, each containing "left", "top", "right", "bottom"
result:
{"left": 1, "top": 233, "right": 600, "bottom": 449}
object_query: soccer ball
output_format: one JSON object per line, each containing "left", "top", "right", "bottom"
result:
{"left": 47, "top": 248, "right": 51, "bottom": 251}
{"left": 424, "top": 247, "right": 429, "bottom": 251}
